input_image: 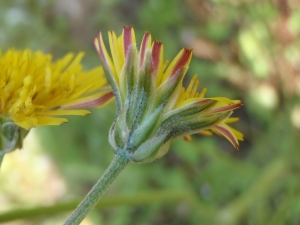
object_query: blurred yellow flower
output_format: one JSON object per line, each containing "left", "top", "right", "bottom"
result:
{"left": 0, "top": 49, "right": 113, "bottom": 130}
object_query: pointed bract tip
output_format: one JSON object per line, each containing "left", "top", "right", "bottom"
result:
{"left": 151, "top": 40, "right": 164, "bottom": 76}
{"left": 152, "top": 40, "right": 163, "bottom": 52}
{"left": 124, "top": 25, "right": 133, "bottom": 29}
{"left": 140, "top": 32, "right": 152, "bottom": 67}
{"left": 169, "top": 48, "right": 192, "bottom": 78}
{"left": 93, "top": 37, "right": 100, "bottom": 52}
{"left": 123, "top": 26, "right": 136, "bottom": 57}
{"left": 184, "top": 47, "right": 193, "bottom": 52}
{"left": 210, "top": 101, "right": 243, "bottom": 114}
{"left": 153, "top": 39, "right": 162, "bottom": 45}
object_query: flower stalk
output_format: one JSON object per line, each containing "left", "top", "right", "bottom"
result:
{"left": 64, "top": 150, "right": 130, "bottom": 225}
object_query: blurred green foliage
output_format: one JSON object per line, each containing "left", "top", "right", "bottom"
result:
{"left": 1, "top": 0, "right": 300, "bottom": 224}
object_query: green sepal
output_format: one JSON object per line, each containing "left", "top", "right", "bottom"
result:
{"left": 119, "top": 45, "right": 138, "bottom": 103}
{"left": 126, "top": 50, "right": 153, "bottom": 128}
{"left": 149, "top": 140, "right": 171, "bottom": 161}
{"left": 137, "top": 50, "right": 154, "bottom": 95}
{"left": 130, "top": 133, "right": 168, "bottom": 162}
{"left": 108, "top": 122, "right": 118, "bottom": 151}
{"left": 126, "top": 89, "right": 148, "bottom": 131}
{"left": 112, "top": 102, "right": 130, "bottom": 149}
{"left": 133, "top": 140, "right": 171, "bottom": 163}
{"left": 163, "top": 111, "right": 232, "bottom": 141}
{"left": 128, "top": 105, "right": 163, "bottom": 149}
{"left": 161, "top": 99, "right": 217, "bottom": 131}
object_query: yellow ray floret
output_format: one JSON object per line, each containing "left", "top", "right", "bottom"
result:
{"left": 0, "top": 49, "right": 112, "bottom": 130}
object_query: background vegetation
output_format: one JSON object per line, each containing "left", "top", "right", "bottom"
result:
{"left": 1, "top": 0, "right": 300, "bottom": 224}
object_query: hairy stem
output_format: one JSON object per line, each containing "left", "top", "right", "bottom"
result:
{"left": 64, "top": 150, "right": 130, "bottom": 225}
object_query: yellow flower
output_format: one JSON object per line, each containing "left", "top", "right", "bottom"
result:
{"left": 94, "top": 26, "right": 243, "bottom": 162}
{"left": 0, "top": 49, "right": 113, "bottom": 130}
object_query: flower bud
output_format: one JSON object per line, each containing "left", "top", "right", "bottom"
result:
{"left": 95, "top": 26, "right": 243, "bottom": 163}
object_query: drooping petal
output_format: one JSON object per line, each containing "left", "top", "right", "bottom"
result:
{"left": 230, "top": 126, "right": 244, "bottom": 141}
{"left": 211, "top": 123, "right": 241, "bottom": 149}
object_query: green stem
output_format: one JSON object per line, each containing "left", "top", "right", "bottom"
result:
{"left": 64, "top": 151, "right": 130, "bottom": 225}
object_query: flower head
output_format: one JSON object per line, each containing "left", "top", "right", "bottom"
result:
{"left": 0, "top": 49, "right": 113, "bottom": 130}
{"left": 94, "top": 26, "right": 243, "bottom": 163}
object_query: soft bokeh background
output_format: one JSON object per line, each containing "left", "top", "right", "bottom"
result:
{"left": 1, "top": 0, "right": 300, "bottom": 224}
